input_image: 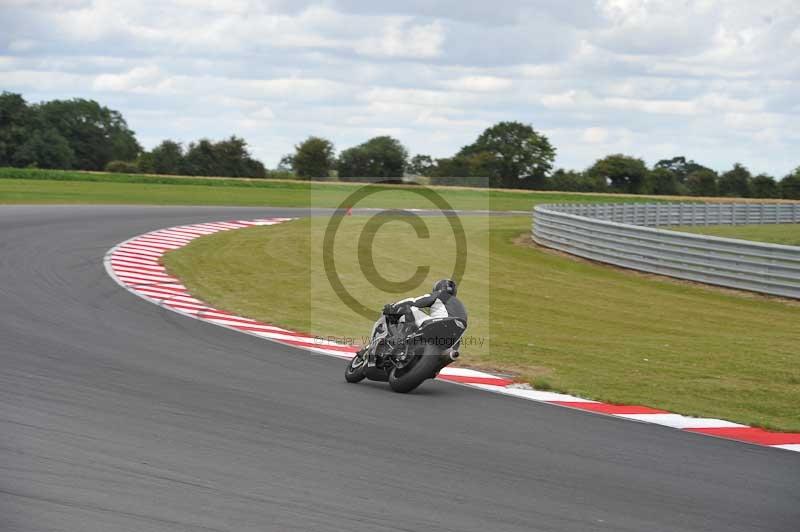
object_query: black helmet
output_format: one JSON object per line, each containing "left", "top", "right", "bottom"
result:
{"left": 433, "top": 279, "right": 457, "bottom": 296}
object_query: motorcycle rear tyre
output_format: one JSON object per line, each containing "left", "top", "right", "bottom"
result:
{"left": 388, "top": 345, "right": 442, "bottom": 393}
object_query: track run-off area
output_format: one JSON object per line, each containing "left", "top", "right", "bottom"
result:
{"left": 2, "top": 205, "right": 799, "bottom": 532}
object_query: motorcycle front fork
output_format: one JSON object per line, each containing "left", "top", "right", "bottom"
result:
{"left": 366, "top": 335, "right": 410, "bottom": 368}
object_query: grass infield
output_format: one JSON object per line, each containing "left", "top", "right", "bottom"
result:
{"left": 163, "top": 216, "right": 800, "bottom": 432}
{"left": 2, "top": 166, "right": 670, "bottom": 211}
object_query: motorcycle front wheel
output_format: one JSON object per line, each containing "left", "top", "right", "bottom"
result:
{"left": 344, "top": 352, "right": 367, "bottom": 383}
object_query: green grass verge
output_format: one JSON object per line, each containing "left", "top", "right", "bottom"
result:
{"left": 674, "top": 224, "right": 800, "bottom": 246}
{"left": 1, "top": 166, "right": 668, "bottom": 211}
{"left": 163, "top": 216, "right": 800, "bottom": 432}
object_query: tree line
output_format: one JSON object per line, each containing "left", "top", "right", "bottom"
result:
{"left": 1, "top": 91, "right": 799, "bottom": 198}
{"left": 0, "top": 92, "right": 266, "bottom": 178}
{"left": 269, "top": 124, "right": 800, "bottom": 199}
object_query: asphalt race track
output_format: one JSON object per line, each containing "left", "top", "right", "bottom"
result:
{"left": 1, "top": 205, "right": 798, "bottom": 532}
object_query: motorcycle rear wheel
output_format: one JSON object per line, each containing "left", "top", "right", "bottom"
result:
{"left": 388, "top": 345, "right": 442, "bottom": 393}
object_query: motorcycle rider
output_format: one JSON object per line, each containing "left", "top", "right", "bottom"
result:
{"left": 390, "top": 278, "right": 467, "bottom": 331}
{"left": 362, "top": 279, "right": 467, "bottom": 359}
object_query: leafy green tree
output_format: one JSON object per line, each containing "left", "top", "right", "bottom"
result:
{"left": 213, "top": 136, "right": 253, "bottom": 177}
{"left": 0, "top": 92, "right": 34, "bottom": 166}
{"left": 408, "top": 154, "right": 435, "bottom": 176}
{"left": 0, "top": 92, "right": 75, "bottom": 169}
{"left": 183, "top": 139, "right": 217, "bottom": 176}
{"left": 654, "top": 156, "right": 709, "bottom": 184}
{"left": 428, "top": 157, "right": 468, "bottom": 180}
{"left": 458, "top": 121, "right": 555, "bottom": 189}
{"left": 750, "top": 174, "right": 779, "bottom": 198}
{"left": 35, "top": 98, "right": 141, "bottom": 170}
{"left": 548, "top": 169, "right": 580, "bottom": 192}
{"left": 648, "top": 167, "right": 680, "bottom": 195}
{"left": 12, "top": 127, "right": 75, "bottom": 169}
{"left": 337, "top": 136, "right": 408, "bottom": 180}
{"left": 586, "top": 154, "right": 648, "bottom": 193}
{"left": 111, "top": 125, "right": 141, "bottom": 163}
{"left": 277, "top": 154, "right": 295, "bottom": 172}
{"left": 336, "top": 148, "right": 367, "bottom": 181}
{"left": 244, "top": 158, "right": 267, "bottom": 178}
{"left": 780, "top": 168, "right": 800, "bottom": 200}
{"left": 136, "top": 151, "right": 155, "bottom": 173}
{"left": 543, "top": 169, "right": 607, "bottom": 192}
{"left": 718, "top": 163, "right": 752, "bottom": 197}
{"left": 428, "top": 152, "right": 495, "bottom": 187}
{"left": 149, "top": 140, "right": 185, "bottom": 175}
{"left": 290, "top": 136, "right": 335, "bottom": 179}
{"left": 685, "top": 169, "right": 719, "bottom": 196}
{"left": 548, "top": 169, "right": 577, "bottom": 191}
{"left": 0, "top": 92, "right": 277, "bottom": 177}
{"left": 182, "top": 136, "right": 265, "bottom": 178}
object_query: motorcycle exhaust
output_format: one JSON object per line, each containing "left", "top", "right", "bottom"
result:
{"left": 436, "top": 349, "right": 460, "bottom": 374}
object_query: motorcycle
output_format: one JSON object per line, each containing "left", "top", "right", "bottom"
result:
{"left": 344, "top": 306, "right": 466, "bottom": 393}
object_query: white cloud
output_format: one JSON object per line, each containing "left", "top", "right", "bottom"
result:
{"left": 235, "top": 77, "right": 351, "bottom": 101}
{"left": 440, "top": 76, "right": 513, "bottom": 92}
{"left": 92, "top": 65, "right": 173, "bottom": 93}
{"left": 8, "top": 39, "right": 38, "bottom": 52}
{"left": 604, "top": 97, "right": 697, "bottom": 115}
{"left": 360, "top": 87, "right": 478, "bottom": 108}
{"left": 2, "top": 0, "right": 88, "bottom": 7}
{"left": 540, "top": 90, "right": 583, "bottom": 109}
{"left": 1, "top": 0, "right": 798, "bottom": 177}
{"left": 723, "top": 112, "right": 781, "bottom": 131}
{"left": 593, "top": 0, "right": 717, "bottom": 55}
{"left": 581, "top": 127, "right": 609, "bottom": 144}
{"left": 252, "top": 106, "right": 276, "bottom": 120}
{"left": 355, "top": 19, "right": 445, "bottom": 58}
{"left": 541, "top": 90, "right": 764, "bottom": 117}
{"left": 0, "top": 69, "right": 90, "bottom": 91}
{"left": 698, "top": 93, "right": 763, "bottom": 113}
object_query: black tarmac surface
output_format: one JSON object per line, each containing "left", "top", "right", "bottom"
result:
{"left": 1, "top": 205, "right": 798, "bottom": 532}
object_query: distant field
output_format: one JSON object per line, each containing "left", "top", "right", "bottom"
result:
{"left": 164, "top": 216, "right": 800, "bottom": 432}
{"left": 675, "top": 224, "right": 800, "bottom": 246}
{"left": 1, "top": 166, "right": 672, "bottom": 211}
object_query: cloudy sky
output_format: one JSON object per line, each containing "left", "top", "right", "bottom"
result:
{"left": 2, "top": 0, "right": 799, "bottom": 176}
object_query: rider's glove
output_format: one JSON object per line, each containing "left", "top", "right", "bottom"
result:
{"left": 383, "top": 303, "right": 397, "bottom": 315}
